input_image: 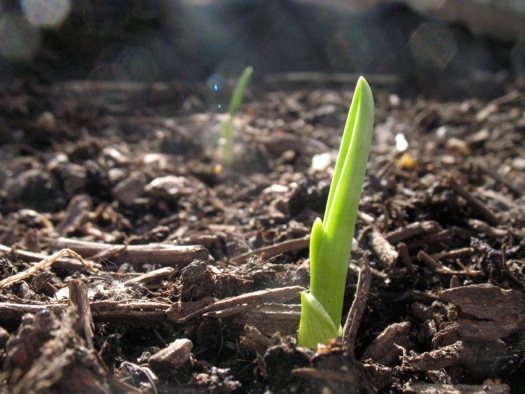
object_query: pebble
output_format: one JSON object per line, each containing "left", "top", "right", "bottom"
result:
{"left": 35, "top": 111, "right": 56, "bottom": 133}
{"left": 149, "top": 338, "right": 193, "bottom": 371}
{"left": 446, "top": 137, "right": 471, "bottom": 157}
{"left": 145, "top": 175, "right": 192, "bottom": 199}
{"left": 112, "top": 173, "right": 146, "bottom": 206}
{"left": 258, "top": 132, "right": 300, "bottom": 157}
{"left": 512, "top": 157, "right": 525, "bottom": 171}
{"left": 5, "top": 169, "right": 63, "bottom": 211}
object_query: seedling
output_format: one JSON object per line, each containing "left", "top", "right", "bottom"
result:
{"left": 298, "top": 77, "right": 374, "bottom": 349}
{"left": 219, "top": 66, "right": 253, "bottom": 166}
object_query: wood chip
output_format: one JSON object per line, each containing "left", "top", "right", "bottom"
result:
{"left": 439, "top": 283, "right": 525, "bottom": 321}
{"left": 362, "top": 322, "right": 412, "bottom": 366}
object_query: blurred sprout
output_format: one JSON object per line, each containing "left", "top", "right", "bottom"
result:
{"left": 219, "top": 66, "right": 253, "bottom": 167}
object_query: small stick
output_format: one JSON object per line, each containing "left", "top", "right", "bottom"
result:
{"left": 417, "top": 251, "right": 447, "bottom": 272}
{"left": 385, "top": 221, "right": 442, "bottom": 244}
{"left": 435, "top": 269, "right": 484, "bottom": 277}
{"left": 368, "top": 227, "right": 398, "bottom": 268}
{"left": 397, "top": 242, "right": 415, "bottom": 275}
{"left": 342, "top": 254, "right": 371, "bottom": 354}
{"left": 0, "top": 249, "right": 97, "bottom": 289}
{"left": 447, "top": 178, "right": 500, "bottom": 226}
{"left": 124, "top": 267, "right": 175, "bottom": 286}
{"left": 174, "top": 285, "right": 304, "bottom": 324}
{"left": 431, "top": 247, "right": 475, "bottom": 261}
{"left": 0, "top": 302, "right": 63, "bottom": 321}
{"left": 90, "top": 301, "right": 170, "bottom": 324}
{"left": 55, "top": 237, "right": 208, "bottom": 267}
{"left": 0, "top": 300, "right": 171, "bottom": 324}
{"left": 229, "top": 237, "right": 310, "bottom": 265}
{"left": 478, "top": 163, "right": 524, "bottom": 197}
{"left": 68, "top": 279, "right": 94, "bottom": 349}
{"left": 0, "top": 244, "right": 102, "bottom": 272}
{"left": 405, "top": 230, "right": 452, "bottom": 250}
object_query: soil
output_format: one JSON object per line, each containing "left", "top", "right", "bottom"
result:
{"left": 0, "top": 76, "right": 524, "bottom": 393}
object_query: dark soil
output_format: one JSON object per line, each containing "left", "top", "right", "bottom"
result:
{"left": 0, "top": 76, "right": 524, "bottom": 393}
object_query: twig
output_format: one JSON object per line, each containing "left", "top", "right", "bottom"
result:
{"left": 342, "top": 254, "right": 371, "bottom": 353}
{"left": 385, "top": 221, "right": 442, "bottom": 244}
{"left": 173, "top": 285, "right": 304, "bottom": 324}
{"left": 0, "top": 248, "right": 97, "bottom": 289}
{"left": 0, "top": 243, "right": 102, "bottom": 271}
{"left": 434, "top": 269, "right": 484, "bottom": 277}
{"left": 124, "top": 267, "right": 175, "bottom": 286}
{"left": 417, "top": 251, "right": 447, "bottom": 272}
{"left": 55, "top": 237, "right": 208, "bottom": 267}
{"left": 0, "top": 300, "right": 171, "bottom": 324}
{"left": 405, "top": 230, "right": 452, "bottom": 251}
{"left": 90, "top": 301, "right": 171, "bottom": 324}
{"left": 431, "top": 247, "right": 475, "bottom": 261}
{"left": 229, "top": 237, "right": 310, "bottom": 265}
{"left": 447, "top": 178, "right": 500, "bottom": 226}
{"left": 478, "top": 163, "right": 524, "bottom": 197}
{"left": 397, "top": 242, "right": 415, "bottom": 275}
{"left": 69, "top": 279, "right": 94, "bottom": 349}
{"left": 368, "top": 227, "right": 398, "bottom": 267}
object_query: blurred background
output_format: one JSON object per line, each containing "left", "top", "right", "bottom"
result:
{"left": 0, "top": 0, "right": 524, "bottom": 97}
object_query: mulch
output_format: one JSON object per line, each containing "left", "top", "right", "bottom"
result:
{"left": 0, "top": 76, "right": 524, "bottom": 393}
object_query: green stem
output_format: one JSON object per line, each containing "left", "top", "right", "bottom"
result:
{"left": 298, "top": 76, "right": 374, "bottom": 347}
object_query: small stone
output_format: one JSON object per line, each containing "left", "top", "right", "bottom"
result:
{"left": 112, "top": 173, "right": 146, "bottom": 206}
{"left": 259, "top": 132, "right": 300, "bottom": 156}
{"left": 5, "top": 169, "right": 63, "bottom": 211}
{"left": 145, "top": 175, "right": 192, "bottom": 199}
{"left": 466, "top": 129, "right": 489, "bottom": 145}
{"left": 51, "top": 161, "right": 87, "bottom": 198}
{"left": 310, "top": 152, "right": 333, "bottom": 172}
{"left": 446, "top": 137, "right": 471, "bottom": 156}
{"left": 511, "top": 157, "right": 525, "bottom": 171}
{"left": 35, "top": 111, "right": 56, "bottom": 133}
{"left": 149, "top": 338, "right": 193, "bottom": 372}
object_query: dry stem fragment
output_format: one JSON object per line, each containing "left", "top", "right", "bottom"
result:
{"left": 368, "top": 227, "right": 398, "bottom": 267}
{"left": 172, "top": 285, "right": 304, "bottom": 324}
{"left": 342, "top": 254, "right": 371, "bottom": 353}
{"left": 0, "top": 248, "right": 97, "bottom": 289}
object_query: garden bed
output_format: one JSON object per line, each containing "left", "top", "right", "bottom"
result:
{"left": 0, "top": 76, "right": 524, "bottom": 393}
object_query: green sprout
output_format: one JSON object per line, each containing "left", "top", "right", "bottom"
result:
{"left": 219, "top": 66, "right": 253, "bottom": 166}
{"left": 298, "top": 77, "right": 374, "bottom": 349}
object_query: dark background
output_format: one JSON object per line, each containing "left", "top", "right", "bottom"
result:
{"left": 1, "top": 0, "right": 524, "bottom": 97}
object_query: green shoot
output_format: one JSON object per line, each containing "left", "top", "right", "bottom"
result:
{"left": 219, "top": 66, "right": 253, "bottom": 166}
{"left": 298, "top": 77, "right": 374, "bottom": 349}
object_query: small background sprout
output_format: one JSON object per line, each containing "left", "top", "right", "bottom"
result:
{"left": 298, "top": 76, "right": 374, "bottom": 349}
{"left": 219, "top": 66, "right": 253, "bottom": 166}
